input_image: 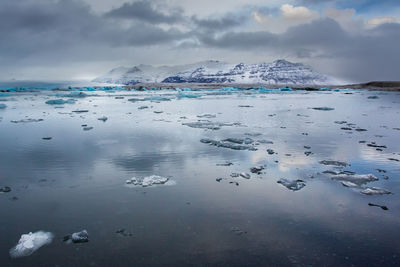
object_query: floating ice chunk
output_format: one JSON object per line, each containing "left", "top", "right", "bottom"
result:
{"left": 277, "top": 179, "right": 306, "bottom": 191}
{"left": 250, "top": 166, "right": 265, "bottom": 174}
{"left": 183, "top": 121, "right": 241, "bottom": 130}
{"left": 361, "top": 187, "right": 391, "bottom": 195}
{"left": 126, "top": 175, "right": 174, "bottom": 187}
{"left": 97, "top": 116, "right": 108, "bottom": 122}
{"left": 45, "top": 99, "right": 75, "bottom": 105}
{"left": 0, "top": 186, "right": 11, "bottom": 192}
{"left": 60, "top": 92, "right": 88, "bottom": 98}
{"left": 144, "top": 96, "right": 171, "bottom": 102}
{"left": 319, "top": 160, "right": 349, "bottom": 167}
{"left": 200, "top": 138, "right": 257, "bottom": 151}
{"left": 0, "top": 103, "right": 6, "bottom": 109}
{"left": 72, "top": 110, "right": 89, "bottom": 113}
{"left": 63, "top": 230, "right": 89, "bottom": 244}
{"left": 197, "top": 114, "right": 216, "bottom": 118}
{"left": 312, "top": 107, "right": 335, "bottom": 111}
{"left": 340, "top": 181, "right": 359, "bottom": 188}
{"left": 11, "top": 118, "right": 43, "bottom": 123}
{"left": 9, "top": 231, "right": 54, "bottom": 258}
{"left": 138, "top": 105, "right": 148, "bottom": 110}
{"left": 223, "top": 137, "right": 253, "bottom": 145}
{"left": 240, "top": 172, "right": 251, "bottom": 179}
{"left": 177, "top": 92, "right": 202, "bottom": 98}
{"left": 368, "top": 203, "right": 388, "bottom": 210}
{"left": 332, "top": 174, "right": 378, "bottom": 186}
{"left": 83, "top": 126, "right": 93, "bottom": 131}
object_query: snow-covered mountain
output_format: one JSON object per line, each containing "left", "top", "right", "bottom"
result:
{"left": 94, "top": 60, "right": 339, "bottom": 85}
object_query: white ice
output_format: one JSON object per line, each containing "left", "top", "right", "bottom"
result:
{"left": 9, "top": 231, "right": 54, "bottom": 258}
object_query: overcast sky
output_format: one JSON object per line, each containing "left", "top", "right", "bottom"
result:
{"left": 1, "top": 0, "right": 399, "bottom": 82}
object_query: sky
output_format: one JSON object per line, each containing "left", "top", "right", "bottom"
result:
{"left": 0, "top": 0, "right": 399, "bottom": 83}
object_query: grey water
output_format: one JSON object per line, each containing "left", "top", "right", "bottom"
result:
{"left": 0, "top": 88, "right": 399, "bottom": 266}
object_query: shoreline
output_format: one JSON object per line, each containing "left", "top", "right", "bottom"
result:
{"left": 124, "top": 81, "right": 400, "bottom": 91}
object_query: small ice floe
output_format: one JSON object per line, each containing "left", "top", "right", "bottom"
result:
{"left": 250, "top": 166, "right": 265, "bottom": 174}
{"left": 197, "top": 114, "right": 216, "bottom": 118}
{"left": 332, "top": 174, "right": 378, "bottom": 186}
{"left": 72, "top": 110, "right": 89, "bottom": 113}
{"left": 9, "top": 231, "right": 54, "bottom": 258}
{"left": 183, "top": 121, "right": 241, "bottom": 130}
{"left": 240, "top": 172, "right": 251, "bottom": 179}
{"left": 116, "top": 229, "right": 133, "bottom": 237}
{"left": 83, "top": 126, "right": 93, "bottom": 131}
{"left": 42, "top": 137, "right": 52, "bottom": 140}
{"left": 277, "top": 179, "right": 306, "bottom": 191}
{"left": 97, "top": 116, "right": 108, "bottom": 122}
{"left": 360, "top": 187, "right": 391, "bottom": 195}
{"left": 11, "top": 118, "right": 43, "bottom": 123}
{"left": 319, "top": 160, "right": 349, "bottom": 167}
{"left": 138, "top": 105, "right": 148, "bottom": 110}
{"left": 333, "top": 174, "right": 391, "bottom": 195}
{"left": 0, "top": 186, "right": 11, "bottom": 193}
{"left": 63, "top": 230, "right": 89, "bottom": 244}
{"left": 311, "top": 107, "right": 335, "bottom": 111}
{"left": 230, "top": 227, "right": 247, "bottom": 235}
{"left": 368, "top": 203, "right": 388, "bottom": 210}
{"left": 267, "top": 149, "right": 275, "bottom": 155}
{"left": 45, "top": 99, "right": 75, "bottom": 105}
{"left": 125, "top": 175, "right": 175, "bottom": 187}
{"left": 61, "top": 92, "right": 88, "bottom": 98}
{"left": 0, "top": 103, "right": 6, "bottom": 109}
{"left": 216, "top": 162, "right": 233, "bottom": 166}
{"left": 368, "top": 96, "right": 379, "bottom": 99}
{"left": 366, "top": 142, "right": 387, "bottom": 149}
{"left": 257, "top": 139, "right": 274, "bottom": 144}
{"left": 200, "top": 138, "right": 257, "bottom": 151}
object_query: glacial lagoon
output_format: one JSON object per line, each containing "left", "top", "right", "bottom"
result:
{"left": 0, "top": 87, "right": 399, "bottom": 266}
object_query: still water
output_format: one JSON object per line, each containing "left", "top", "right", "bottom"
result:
{"left": 0, "top": 88, "right": 399, "bottom": 266}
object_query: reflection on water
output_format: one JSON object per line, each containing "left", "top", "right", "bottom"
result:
{"left": 0, "top": 89, "right": 400, "bottom": 266}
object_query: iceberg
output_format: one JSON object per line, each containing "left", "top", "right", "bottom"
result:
{"left": 9, "top": 231, "right": 54, "bottom": 258}
{"left": 45, "top": 99, "right": 76, "bottom": 105}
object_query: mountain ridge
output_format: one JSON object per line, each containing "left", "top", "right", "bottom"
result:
{"left": 94, "top": 59, "right": 341, "bottom": 85}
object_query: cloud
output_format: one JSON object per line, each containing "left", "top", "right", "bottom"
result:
{"left": 104, "top": 0, "right": 184, "bottom": 24}
{"left": 0, "top": 0, "right": 399, "bottom": 83}
{"left": 191, "top": 13, "right": 248, "bottom": 31}
{"left": 253, "top": 4, "right": 319, "bottom": 33}
{"left": 366, "top": 16, "right": 400, "bottom": 28}
{"left": 196, "top": 18, "right": 400, "bottom": 82}
{"left": 281, "top": 4, "right": 318, "bottom": 22}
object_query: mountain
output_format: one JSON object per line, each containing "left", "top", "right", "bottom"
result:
{"left": 93, "top": 60, "right": 339, "bottom": 85}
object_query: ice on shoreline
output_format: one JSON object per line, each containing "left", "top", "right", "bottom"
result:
{"left": 9, "top": 231, "right": 54, "bottom": 258}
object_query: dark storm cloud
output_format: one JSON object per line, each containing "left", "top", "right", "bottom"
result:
{"left": 191, "top": 13, "right": 248, "bottom": 30}
{"left": 196, "top": 18, "right": 400, "bottom": 82}
{"left": 0, "top": 0, "right": 399, "bottom": 82}
{"left": 0, "top": 0, "right": 187, "bottom": 63}
{"left": 105, "top": 0, "right": 184, "bottom": 24}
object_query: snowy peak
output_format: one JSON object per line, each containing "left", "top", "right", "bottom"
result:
{"left": 94, "top": 60, "right": 338, "bottom": 85}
